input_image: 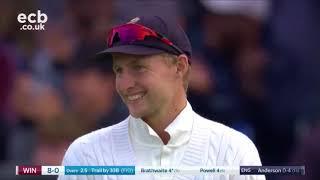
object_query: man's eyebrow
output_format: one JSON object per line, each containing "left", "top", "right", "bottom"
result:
{"left": 129, "top": 56, "right": 149, "bottom": 65}
{"left": 112, "top": 56, "right": 147, "bottom": 69}
{"left": 128, "top": 60, "right": 140, "bottom": 65}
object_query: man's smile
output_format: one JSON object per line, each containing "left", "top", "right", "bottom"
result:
{"left": 125, "top": 92, "right": 146, "bottom": 102}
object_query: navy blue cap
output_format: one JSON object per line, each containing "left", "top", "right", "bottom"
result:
{"left": 97, "top": 16, "right": 192, "bottom": 58}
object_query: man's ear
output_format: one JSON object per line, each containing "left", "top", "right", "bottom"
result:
{"left": 176, "top": 54, "right": 189, "bottom": 78}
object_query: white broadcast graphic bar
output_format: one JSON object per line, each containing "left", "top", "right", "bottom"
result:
{"left": 15, "top": 165, "right": 305, "bottom": 176}
{"left": 135, "top": 166, "right": 239, "bottom": 175}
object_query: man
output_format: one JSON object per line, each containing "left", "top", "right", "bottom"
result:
{"left": 59, "top": 16, "right": 265, "bottom": 180}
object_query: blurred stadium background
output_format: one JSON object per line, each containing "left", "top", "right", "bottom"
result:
{"left": 0, "top": 0, "right": 319, "bottom": 179}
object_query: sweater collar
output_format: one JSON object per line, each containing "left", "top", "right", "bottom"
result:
{"left": 129, "top": 101, "right": 194, "bottom": 147}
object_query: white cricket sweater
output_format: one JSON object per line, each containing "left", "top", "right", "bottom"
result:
{"left": 59, "top": 104, "right": 265, "bottom": 180}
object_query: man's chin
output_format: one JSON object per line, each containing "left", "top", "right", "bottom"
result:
{"left": 127, "top": 104, "right": 151, "bottom": 119}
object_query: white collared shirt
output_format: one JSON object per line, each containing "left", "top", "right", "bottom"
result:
{"left": 129, "top": 102, "right": 193, "bottom": 166}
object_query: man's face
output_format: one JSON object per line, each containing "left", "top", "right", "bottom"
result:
{"left": 112, "top": 53, "right": 179, "bottom": 120}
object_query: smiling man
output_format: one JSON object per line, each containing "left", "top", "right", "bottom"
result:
{"left": 59, "top": 16, "right": 265, "bottom": 180}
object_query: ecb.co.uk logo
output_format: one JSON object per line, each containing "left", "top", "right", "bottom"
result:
{"left": 17, "top": 10, "right": 48, "bottom": 31}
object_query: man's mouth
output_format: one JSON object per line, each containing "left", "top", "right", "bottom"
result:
{"left": 126, "top": 92, "right": 146, "bottom": 102}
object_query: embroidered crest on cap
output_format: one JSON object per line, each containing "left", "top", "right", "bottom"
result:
{"left": 128, "top": 17, "right": 140, "bottom": 24}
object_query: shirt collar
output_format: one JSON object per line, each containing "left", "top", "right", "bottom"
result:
{"left": 129, "top": 101, "right": 194, "bottom": 147}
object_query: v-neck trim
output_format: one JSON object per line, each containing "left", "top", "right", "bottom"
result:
{"left": 111, "top": 112, "right": 210, "bottom": 180}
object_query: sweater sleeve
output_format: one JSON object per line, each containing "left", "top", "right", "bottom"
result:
{"left": 58, "top": 137, "right": 92, "bottom": 180}
{"left": 235, "top": 133, "right": 266, "bottom": 180}
{"left": 211, "top": 123, "right": 266, "bottom": 180}
{"left": 57, "top": 127, "right": 116, "bottom": 180}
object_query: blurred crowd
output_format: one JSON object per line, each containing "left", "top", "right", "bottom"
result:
{"left": 0, "top": 0, "right": 319, "bottom": 179}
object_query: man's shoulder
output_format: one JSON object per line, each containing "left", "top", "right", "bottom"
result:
{"left": 71, "top": 127, "right": 112, "bottom": 147}
{"left": 63, "top": 118, "right": 129, "bottom": 161}
{"left": 195, "top": 113, "right": 242, "bottom": 137}
{"left": 194, "top": 113, "right": 261, "bottom": 165}
{"left": 195, "top": 113, "right": 257, "bottom": 154}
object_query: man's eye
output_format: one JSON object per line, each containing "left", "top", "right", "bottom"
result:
{"left": 133, "top": 65, "right": 146, "bottom": 72}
